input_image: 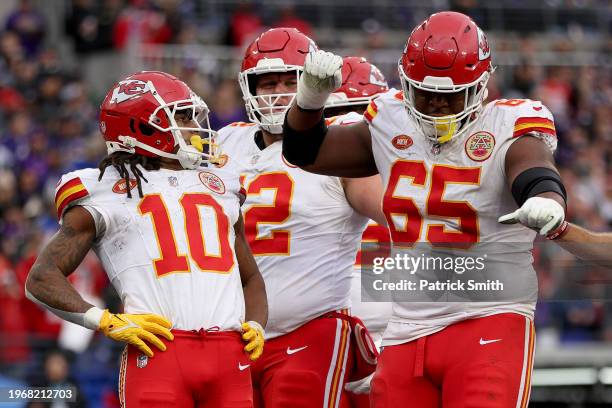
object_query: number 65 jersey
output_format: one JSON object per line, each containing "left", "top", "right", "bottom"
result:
{"left": 54, "top": 166, "right": 245, "bottom": 331}
{"left": 365, "top": 90, "right": 557, "bottom": 346}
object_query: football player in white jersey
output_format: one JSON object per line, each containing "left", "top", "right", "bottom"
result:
{"left": 217, "top": 28, "right": 385, "bottom": 408}
{"left": 284, "top": 12, "right": 567, "bottom": 408}
{"left": 324, "top": 56, "right": 393, "bottom": 407}
{"left": 25, "top": 71, "right": 267, "bottom": 407}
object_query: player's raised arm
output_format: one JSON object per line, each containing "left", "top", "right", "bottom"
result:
{"left": 234, "top": 212, "right": 268, "bottom": 361}
{"left": 283, "top": 50, "right": 377, "bottom": 177}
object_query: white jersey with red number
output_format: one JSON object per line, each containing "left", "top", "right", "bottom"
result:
{"left": 54, "top": 166, "right": 245, "bottom": 331}
{"left": 218, "top": 119, "right": 369, "bottom": 339}
{"left": 365, "top": 89, "right": 557, "bottom": 346}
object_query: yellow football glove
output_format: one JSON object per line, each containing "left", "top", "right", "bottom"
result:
{"left": 98, "top": 310, "right": 174, "bottom": 357}
{"left": 241, "top": 321, "right": 265, "bottom": 361}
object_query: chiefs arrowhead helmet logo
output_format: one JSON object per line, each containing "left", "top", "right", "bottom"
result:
{"left": 369, "top": 65, "right": 387, "bottom": 87}
{"left": 110, "top": 79, "right": 151, "bottom": 104}
{"left": 477, "top": 27, "right": 490, "bottom": 61}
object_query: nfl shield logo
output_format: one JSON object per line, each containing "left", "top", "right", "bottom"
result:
{"left": 136, "top": 354, "right": 148, "bottom": 368}
{"left": 168, "top": 176, "right": 178, "bottom": 187}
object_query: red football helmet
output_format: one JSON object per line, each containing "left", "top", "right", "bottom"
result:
{"left": 399, "top": 11, "right": 493, "bottom": 143}
{"left": 99, "top": 71, "right": 218, "bottom": 169}
{"left": 325, "top": 56, "right": 389, "bottom": 110}
{"left": 238, "top": 27, "right": 317, "bottom": 134}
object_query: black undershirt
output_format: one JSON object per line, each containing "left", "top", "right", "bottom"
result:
{"left": 254, "top": 131, "right": 266, "bottom": 151}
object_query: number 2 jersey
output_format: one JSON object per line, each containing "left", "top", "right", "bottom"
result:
{"left": 54, "top": 166, "right": 245, "bottom": 331}
{"left": 365, "top": 90, "right": 557, "bottom": 346}
{"left": 217, "top": 119, "right": 369, "bottom": 339}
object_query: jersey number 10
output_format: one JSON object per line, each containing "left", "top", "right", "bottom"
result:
{"left": 139, "top": 193, "right": 234, "bottom": 277}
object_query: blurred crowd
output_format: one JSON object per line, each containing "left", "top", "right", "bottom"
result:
{"left": 0, "top": 0, "right": 610, "bottom": 406}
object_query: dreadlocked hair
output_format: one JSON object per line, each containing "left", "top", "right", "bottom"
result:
{"left": 98, "top": 152, "right": 162, "bottom": 198}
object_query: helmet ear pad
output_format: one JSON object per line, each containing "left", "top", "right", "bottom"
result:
{"left": 137, "top": 120, "right": 175, "bottom": 151}
{"left": 137, "top": 121, "right": 155, "bottom": 137}
{"left": 122, "top": 116, "right": 173, "bottom": 156}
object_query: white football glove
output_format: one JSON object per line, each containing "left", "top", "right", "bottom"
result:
{"left": 344, "top": 373, "right": 373, "bottom": 395}
{"left": 498, "top": 196, "right": 565, "bottom": 236}
{"left": 297, "top": 50, "right": 343, "bottom": 110}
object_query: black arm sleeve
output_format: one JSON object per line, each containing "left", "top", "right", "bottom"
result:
{"left": 511, "top": 167, "right": 567, "bottom": 206}
{"left": 281, "top": 114, "right": 327, "bottom": 167}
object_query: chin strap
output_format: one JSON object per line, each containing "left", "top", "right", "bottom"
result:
{"left": 258, "top": 112, "right": 285, "bottom": 135}
{"left": 177, "top": 146, "right": 203, "bottom": 169}
{"left": 261, "top": 124, "right": 283, "bottom": 135}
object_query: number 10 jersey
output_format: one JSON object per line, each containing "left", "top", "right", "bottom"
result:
{"left": 54, "top": 166, "right": 245, "bottom": 331}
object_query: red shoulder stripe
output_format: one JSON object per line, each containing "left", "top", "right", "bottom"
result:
{"left": 363, "top": 100, "right": 379, "bottom": 123}
{"left": 56, "top": 188, "right": 89, "bottom": 219}
{"left": 55, "top": 177, "right": 89, "bottom": 219}
{"left": 513, "top": 117, "right": 556, "bottom": 138}
{"left": 55, "top": 177, "right": 82, "bottom": 202}
{"left": 514, "top": 117, "right": 554, "bottom": 127}
{"left": 513, "top": 126, "right": 556, "bottom": 138}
